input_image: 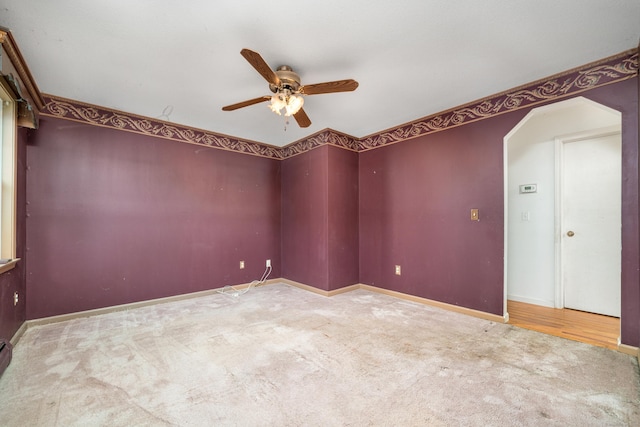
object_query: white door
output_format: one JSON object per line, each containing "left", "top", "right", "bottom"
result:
{"left": 562, "top": 132, "right": 621, "bottom": 317}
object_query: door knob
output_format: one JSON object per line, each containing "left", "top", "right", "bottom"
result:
{"left": 567, "top": 231, "right": 575, "bottom": 237}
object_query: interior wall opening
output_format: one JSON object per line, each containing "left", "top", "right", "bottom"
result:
{"left": 503, "top": 96, "right": 622, "bottom": 349}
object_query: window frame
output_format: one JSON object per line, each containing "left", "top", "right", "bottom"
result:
{"left": 0, "top": 76, "right": 17, "bottom": 272}
{"left": 0, "top": 28, "right": 44, "bottom": 275}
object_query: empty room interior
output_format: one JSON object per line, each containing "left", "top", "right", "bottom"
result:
{"left": 0, "top": 1, "right": 640, "bottom": 425}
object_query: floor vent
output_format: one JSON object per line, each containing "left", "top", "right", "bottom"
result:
{"left": 0, "top": 339, "right": 12, "bottom": 377}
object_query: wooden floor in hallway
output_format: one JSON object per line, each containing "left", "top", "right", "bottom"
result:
{"left": 507, "top": 300, "right": 619, "bottom": 350}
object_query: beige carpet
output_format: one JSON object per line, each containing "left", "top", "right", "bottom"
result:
{"left": 0, "top": 283, "right": 638, "bottom": 426}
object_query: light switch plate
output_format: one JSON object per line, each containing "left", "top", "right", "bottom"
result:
{"left": 471, "top": 208, "right": 479, "bottom": 221}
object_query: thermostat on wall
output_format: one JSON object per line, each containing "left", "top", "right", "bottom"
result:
{"left": 519, "top": 184, "right": 537, "bottom": 194}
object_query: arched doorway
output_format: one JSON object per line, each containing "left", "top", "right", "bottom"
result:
{"left": 503, "top": 97, "right": 622, "bottom": 346}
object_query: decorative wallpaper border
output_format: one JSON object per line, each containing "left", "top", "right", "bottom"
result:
{"left": 358, "top": 49, "right": 638, "bottom": 151}
{"left": 281, "top": 129, "right": 358, "bottom": 158}
{"left": 41, "top": 49, "right": 637, "bottom": 159}
{"left": 42, "top": 95, "right": 284, "bottom": 160}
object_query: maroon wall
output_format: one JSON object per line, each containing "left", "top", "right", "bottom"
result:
{"left": 0, "top": 128, "right": 28, "bottom": 340}
{"left": 359, "top": 112, "right": 525, "bottom": 315}
{"left": 281, "top": 146, "right": 329, "bottom": 289}
{"left": 281, "top": 145, "right": 359, "bottom": 291}
{"left": 327, "top": 146, "right": 359, "bottom": 290}
{"left": 359, "top": 78, "right": 640, "bottom": 345}
{"left": 26, "top": 117, "right": 281, "bottom": 319}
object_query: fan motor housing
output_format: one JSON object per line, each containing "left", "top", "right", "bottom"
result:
{"left": 270, "top": 65, "right": 301, "bottom": 93}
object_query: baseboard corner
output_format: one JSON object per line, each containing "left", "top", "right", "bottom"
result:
{"left": 617, "top": 343, "right": 639, "bottom": 359}
{"left": 10, "top": 321, "right": 28, "bottom": 346}
{"left": 278, "top": 279, "right": 361, "bottom": 297}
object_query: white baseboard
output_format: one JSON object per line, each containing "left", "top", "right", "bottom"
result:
{"left": 507, "top": 294, "right": 555, "bottom": 308}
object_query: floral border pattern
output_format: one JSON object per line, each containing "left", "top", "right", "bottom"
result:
{"left": 42, "top": 96, "right": 283, "bottom": 160}
{"left": 41, "top": 49, "right": 637, "bottom": 159}
{"left": 358, "top": 50, "right": 638, "bottom": 151}
{"left": 281, "top": 129, "right": 358, "bottom": 158}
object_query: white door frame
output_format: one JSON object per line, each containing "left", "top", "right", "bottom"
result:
{"left": 553, "top": 125, "right": 621, "bottom": 309}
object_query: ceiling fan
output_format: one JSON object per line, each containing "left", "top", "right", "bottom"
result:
{"left": 221, "top": 49, "right": 359, "bottom": 128}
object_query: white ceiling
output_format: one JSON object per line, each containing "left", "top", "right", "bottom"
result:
{"left": 1, "top": 1, "right": 638, "bottom": 147}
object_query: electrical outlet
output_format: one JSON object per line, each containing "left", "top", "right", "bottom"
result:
{"left": 13, "top": 291, "right": 18, "bottom": 306}
{"left": 266, "top": 259, "right": 271, "bottom": 268}
{"left": 395, "top": 265, "right": 401, "bottom": 275}
{"left": 239, "top": 261, "right": 245, "bottom": 269}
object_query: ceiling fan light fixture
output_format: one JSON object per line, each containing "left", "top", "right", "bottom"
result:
{"left": 284, "top": 93, "right": 304, "bottom": 116}
{"left": 269, "top": 93, "right": 286, "bottom": 116}
{"left": 269, "top": 91, "right": 304, "bottom": 117}
{"left": 223, "top": 49, "right": 358, "bottom": 129}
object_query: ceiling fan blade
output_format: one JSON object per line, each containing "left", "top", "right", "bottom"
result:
{"left": 222, "top": 96, "right": 270, "bottom": 111}
{"left": 293, "top": 108, "right": 311, "bottom": 128}
{"left": 240, "top": 48, "right": 280, "bottom": 86}
{"left": 300, "top": 79, "right": 359, "bottom": 95}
